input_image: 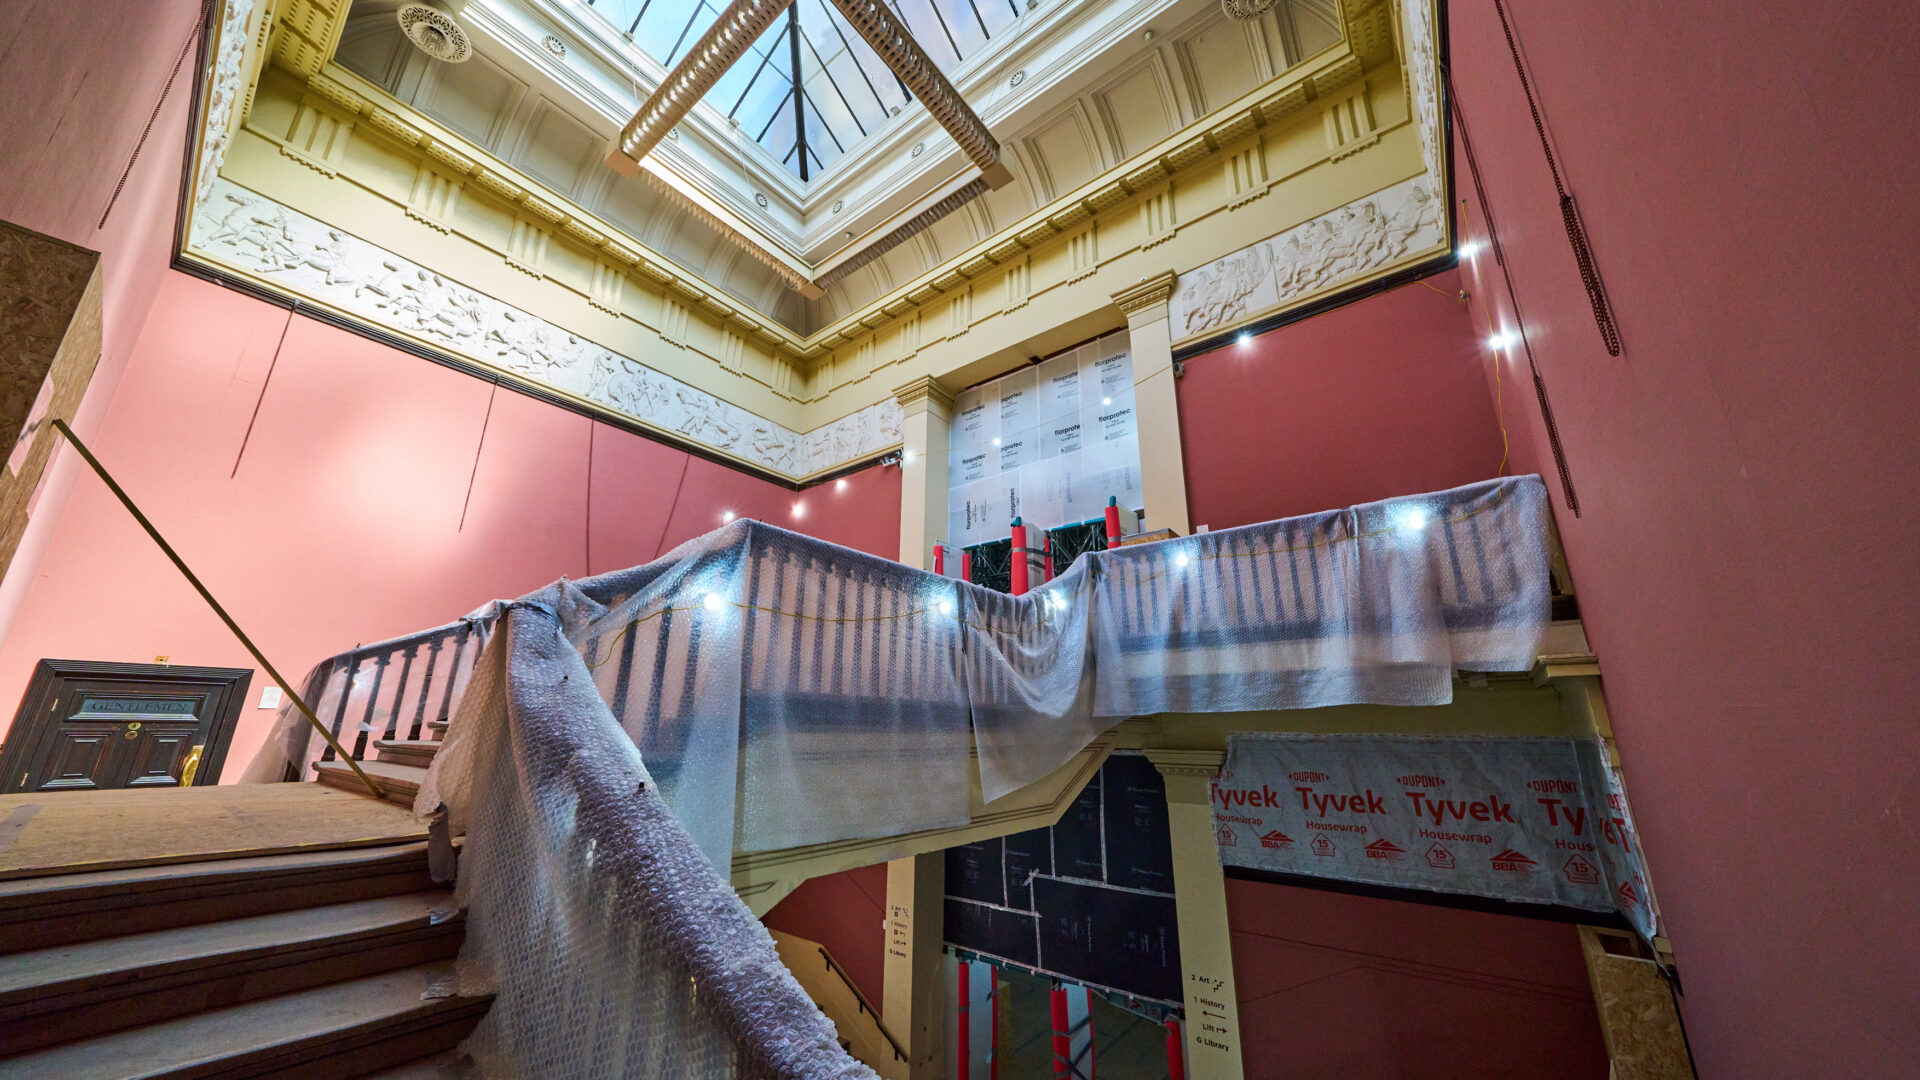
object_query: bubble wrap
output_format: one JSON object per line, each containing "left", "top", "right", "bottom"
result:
{"left": 422, "top": 587, "right": 876, "bottom": 1080}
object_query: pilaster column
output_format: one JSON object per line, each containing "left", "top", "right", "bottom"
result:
{"left": 1111, "top": 272, "right": 1191, "bottom": 537}
{"left": 882, "top": 851, "right": 946, "bottom": 1079}
{"left": 893, "top": 376, "right": 956, "bottom": 569}
{"left": 1147, "top": 749, "right": 1245, "bottom": 1080}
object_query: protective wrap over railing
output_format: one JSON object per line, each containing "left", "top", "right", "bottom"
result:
{"left": 246, "top": 475, "right": 1553, "bottom": 1078}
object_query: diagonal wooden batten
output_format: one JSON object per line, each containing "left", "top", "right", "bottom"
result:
{"left": 826, "top": 0, "right": 1012, "bottom": 189}
{"left": 49, "top": 420, "right": 385, "bottom": 801}
{"left": 606, "top": 0, "right": 798, "bottom": 175}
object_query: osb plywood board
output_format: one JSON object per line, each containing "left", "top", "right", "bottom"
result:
{"left": 0, "top": 783, "right": 426, "bottom": 881}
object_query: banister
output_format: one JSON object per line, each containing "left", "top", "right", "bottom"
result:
{"left": 49, "top": 419, "right": 383, "bottom": 799}
{"left": 815, "top": 944, "right": 908, "bottom": 1063}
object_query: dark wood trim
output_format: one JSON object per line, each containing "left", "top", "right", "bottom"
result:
{"left": 1223, "top": 863, "right": 1633, "bottom": 930}
{"left": 0, "top": 660, "right": 254, "bottom": 791}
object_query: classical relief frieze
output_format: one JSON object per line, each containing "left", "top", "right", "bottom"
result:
{"left": 187, "top": 179, "right": 899, "bottom": 479}
{"left": 196, "top": 0, "right": 262, "bottom": 210}
{"left": 1397, "top": 0, "right": 1444, "bottom": 186}
{"left": 1168, "top": 174, "right": 1443, "bottom": 340}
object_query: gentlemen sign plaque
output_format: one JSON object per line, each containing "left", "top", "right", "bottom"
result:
{"left": 1214, "top": 734, "right": 1657, "bottom": 937}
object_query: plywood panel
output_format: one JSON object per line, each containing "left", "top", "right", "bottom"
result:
{"left": 0, "top": 783, "right": 425, "bottom": 880}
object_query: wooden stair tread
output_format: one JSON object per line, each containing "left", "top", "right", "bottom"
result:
{"left": 372, "top": 740, "right": 442, "bottom": 768}
{"left": 0, "top": 890, "right": 453, "bottom": 1001}
{"left": 357, "top": 1050, "right": 465, "bottom": 1078}
{"left": 314, "top": 760, "right": 427, "bottom": 806}
{"left": 0, "top": 962, "right": 485, "bottom": 1080}
{"left": 0, "top": 842, "right": 433, "bottom": 955}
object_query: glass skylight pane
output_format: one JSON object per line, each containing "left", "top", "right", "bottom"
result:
{"left": 587, "top": 0, "right": 1022, "bottom": 180}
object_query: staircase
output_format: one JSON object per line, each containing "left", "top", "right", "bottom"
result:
{"left": 312, "top": 720, "right": 447, "bottom": 808}
{"left": 0, "top": 836, "right": 488, "bottom": 1077}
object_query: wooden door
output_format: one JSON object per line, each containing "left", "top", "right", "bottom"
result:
{"left": 0, "top": 661, "right": 251, "bottom": 793}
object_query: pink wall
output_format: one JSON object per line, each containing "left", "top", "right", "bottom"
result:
{"left": 0, "top": 270, "right": 901, "bottom": 776}
{"left": 0, "top": 0, "right": 208, "bottom": 647}
{"left": 1446, "top": 2, "right": 1920, "bottom": 1076}
{"left": 762, "top": 863, "right": 890, "bottom": 1006}
{"left": 1227, "top": 880, "right": 1608, "bottom": 1079}
{"left": 1175, "top": 268, "right": 1507, "bottom": 530}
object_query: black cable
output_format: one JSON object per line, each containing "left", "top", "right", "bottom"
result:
{"left": 101, "top": 0, "right": 213, "bottom": 231}
{"left": 1490, "top": 0, "right": 1622, "bottom": 356}
{"left": 1450, "top": 79, "right": 1581, "bottom": 516}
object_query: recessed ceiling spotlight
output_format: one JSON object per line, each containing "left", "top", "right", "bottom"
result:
{"left": 844, "top": 230, "right": 854, "bottom": 240}
{"left": 1143, "top": 29, "right": 1156, "bottom": 43}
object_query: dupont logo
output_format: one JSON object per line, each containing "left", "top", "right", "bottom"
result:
{"left": 1216, "top": 825, "right": 1237, "bottom": 847}
{"left": 1617, "top": 880, "right": 1641, "bottom": 906}
{"left": 1260, "top": 830, "right": 1295, "bottom": 850}
{"left": 1310, "top": 834, "right": 1336, "bottom": 857}
{"left": 1365, "top": 839, "right": 1406, "bottom": 862}
{"left": 1528, "top": 779, "right": 1579, "bottom": 794}
{"left": 1289, "top": 771, "right": 1329, "bottom": 784}
{"left": 1563, "top": 854, "right": 1600, "bottom": 886}
{"left": 1490, "top": 848, "right": 1538, "bottom": 872}
{"left": 1425, "top": 843, "right": 1456, "bottom": 870}
{"left": 1397, "top": 774, "right": 1446, "bottom": 788}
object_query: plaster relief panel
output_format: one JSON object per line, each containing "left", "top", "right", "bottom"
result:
{"left": 1093, "top": 55, "right": 1180, "bottom": 160}
{"left": 415, "top": 51, "right": 524, "bottom": 152}
{"left": 1176, "top": 20, "right": 1262, "bottom": 115}
{"left": 513, "top": 100, "right": 601, "bottom": 201}
{"left": 1168, "top": 174, "right": 1444, "bottom": 341}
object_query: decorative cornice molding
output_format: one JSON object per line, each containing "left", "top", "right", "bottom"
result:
{"left": 1111, "top": 271, "right": 1177, "bottom": 318}
{"left": 1144, "top": 748, "right": 1226, "bottom": 777}
{"left": 892, "top": 375, "right": 957, "bottom": 416}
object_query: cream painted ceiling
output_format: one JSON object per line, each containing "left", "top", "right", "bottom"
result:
{"left": 335, "top": 0, "right": 1340, "bottom": 334}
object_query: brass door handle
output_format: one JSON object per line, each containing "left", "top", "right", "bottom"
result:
{"left": 123, "top": 721, "right": 141, "bottom": 740}
{"left": 180, "top": 744, "right": 204, "bottom": 786}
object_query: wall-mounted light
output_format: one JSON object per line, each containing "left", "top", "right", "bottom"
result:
{"left": 1237, "top": 332, "right": 1252, "bottom": 346}
{"left": 836, "top": 478, "right": 849, "bottom": 491}
{"left": 722, "top": 509, "right": 736, "bottom": 523}
{"left": 1488, "top": 330, "right": 1518, "bottom": 351}
{"left": 1459, "top": 240, "right": 1482, "bottom": 260}
{"left": 792, "top": 502, "right": 806, "bottom": 520}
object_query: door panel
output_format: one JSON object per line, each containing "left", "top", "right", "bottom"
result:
{"left": 35, "top": 725, "right": 118, "bottom": 791}
{"left": 1, "top": 662, "right": 251, "bottom": 794}
{"left": 124, "top": 724, "right": 201, "bottom": 787}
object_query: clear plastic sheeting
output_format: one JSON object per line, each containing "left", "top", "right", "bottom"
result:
{"left": 244, "top": 474, "right": 1549, "bottom": 1078}
{"left": 420, "top": 591, "right": 876, "bottom": 1080}
{"left": 255, "top": 474, "right": 1551, "bottom": 863}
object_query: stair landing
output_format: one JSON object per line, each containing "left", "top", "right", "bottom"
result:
{"left": 0, "top": 783, "right": 427, "bottom": 882}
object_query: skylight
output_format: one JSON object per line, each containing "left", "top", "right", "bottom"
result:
{"left": 584, "top": 0, "right": 1020, "bottom": 179}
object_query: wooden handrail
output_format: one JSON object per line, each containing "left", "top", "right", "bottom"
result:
{"left": 816, "top": 945, "right": 907, "bottom": 1063}
{"left": 50, "top": 420, "right": 383, "bottom": 799}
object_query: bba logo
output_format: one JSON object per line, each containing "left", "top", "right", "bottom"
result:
{"left": 1397, "top": 774, "right": 1446, "bottom": 788}
{"left": 1617, "top": 880, "right": 1641, "bottom": 907}
{"left": 1490, "top": 848, "right": 1538, "bottom": 872}
{"left": 1260, "top": 830, "right": 1294, "bottom": 850}
{"left": 1289, "top": 771, "right": 1329, "bottom": 784}
{"left": 1364, "top": 839, "right": 1405, "bottom": 863}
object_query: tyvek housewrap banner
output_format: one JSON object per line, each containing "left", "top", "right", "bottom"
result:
{"left": 1214, "top": 734, "right": 1656, "bottom": 937}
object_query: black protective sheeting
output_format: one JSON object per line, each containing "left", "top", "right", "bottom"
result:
{"left": 946, "top": 836, "right": 1006, "bottom": 906}
{"left": 1002, "top": 827, "right": 1052, "bottom": 912}
{"left": 1034, "top": 877, "right": 1182, "bottom": 1003}
{"left": 1100, "top": 753, "right": 1174, "bottom": 892}
{"left": 1052, "top": 772, "right": 1106, "bottom": 881}
{"left": 944, "top": 898, "right": 1038, "bottom": 967}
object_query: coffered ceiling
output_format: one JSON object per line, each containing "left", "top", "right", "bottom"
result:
{"left": 331, "top": 0, "right": 1341, "bottom": 332}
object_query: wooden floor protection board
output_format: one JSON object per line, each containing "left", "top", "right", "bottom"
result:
{"left": 0, "top": 783, "right": 426, "bottom": 881}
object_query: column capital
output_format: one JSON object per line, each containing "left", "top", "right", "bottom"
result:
{"left": 893, "top": 375, "right": 957, "bottom": 419}
{"left": 1110, "top": 271, "right": 1177, "bottom": 326}
{"left": 1145, "top": 748, "right": 1226, "bottom": 778}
